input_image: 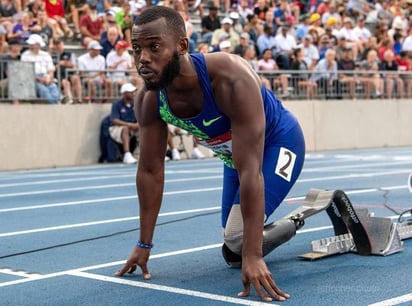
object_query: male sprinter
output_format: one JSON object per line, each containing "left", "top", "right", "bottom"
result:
{"left": 116, "top": 6, "right": 305, "bottom": 302}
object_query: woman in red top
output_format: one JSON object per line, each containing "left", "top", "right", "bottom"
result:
{"left": 43, "top": 0, "right": 74, "bottom": 39}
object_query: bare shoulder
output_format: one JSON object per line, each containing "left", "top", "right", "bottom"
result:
{"left": 203, "top": 52, "right": 261, "bottom": 88}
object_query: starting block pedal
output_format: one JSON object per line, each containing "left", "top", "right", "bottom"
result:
{"left": 299, "top": 189, "right": 412, "bottom": 260}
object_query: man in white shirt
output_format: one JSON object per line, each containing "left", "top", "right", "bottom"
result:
{"left": 298, "top": 34, "right": 319, "bottom": 70}
{"left": 352, "top": 16, "right": 371, "bottom": 48}
{"left": 274, "top": 23, "right": 297, "bottom": 69}
{"left": 21, "top": 34, "right": 61, "bottom": 104}
{"left": 78, "top": 40, "right": 113, "bottom": 101}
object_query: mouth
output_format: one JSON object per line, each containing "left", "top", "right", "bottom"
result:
{"left": 138, "top": 67, "right": 156, "bottom": 79}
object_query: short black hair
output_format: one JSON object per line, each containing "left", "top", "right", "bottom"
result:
{"left": 135, "top": 6, "right": 186, "bottom": 37}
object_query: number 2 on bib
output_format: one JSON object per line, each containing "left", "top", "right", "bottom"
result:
{"left": 274, "top": 147, "right": 296, "bottom": 182}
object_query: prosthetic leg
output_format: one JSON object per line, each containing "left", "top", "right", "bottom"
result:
{"left": 222, "top": 189, "right": 334, "bottom": 267}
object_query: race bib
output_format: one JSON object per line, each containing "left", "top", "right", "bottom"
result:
{"left": 274, "top": 147, "right": 296, "bottom": 182}
{"left": 196, "top": 131, "right": 232, "bottom": 155}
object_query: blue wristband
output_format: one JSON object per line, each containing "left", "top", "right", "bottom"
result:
{"left": 137, "top": 241, "right": 153, "bottom": 249}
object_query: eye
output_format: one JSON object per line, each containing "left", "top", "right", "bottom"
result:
{"left": 151, "top": 43, "right": 161, "bottom": 52}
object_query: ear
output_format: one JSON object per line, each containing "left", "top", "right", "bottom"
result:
{"left": 177, "top": 37, "right": 189, "bottom": 55}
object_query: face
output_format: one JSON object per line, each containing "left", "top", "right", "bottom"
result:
{"left": 132, "top": 19, "right": 184, "bottom": 91}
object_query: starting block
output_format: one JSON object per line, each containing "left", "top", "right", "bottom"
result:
{"left": 298, "top": 189, "right": 412, "bottom": 260}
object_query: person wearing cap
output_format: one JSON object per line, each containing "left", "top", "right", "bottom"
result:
{"left": 233, "top": 32, "right": 250, "bottom": 56}
{"left": 210, "top": 16, "right": 240, "bottom": 51}
{"left": 200, "top": 1, "right": 221, "bottom": 45}
{"left": 321, "top": 5, "right": 340, "bottom": 28}
{"left": 298, "top": 34, "right": 319, "bottom": 70}
{"left": 308, "top": 12, "right": 325, "bottom": 37}
{"left": 21, "top": 34, "right": 61, "bottom": 104}
{"left": 109, "top": 82, "right": 139, "bottom": 164}
{"left": 78, "top": 40, "right": 113, "bottom": 101}
{"left": 79, "top": 2, "right": 104, "bottom": 47}
{"left": 118, "top": 7, "right": 306, "bottom": 303}
{"left": 0, "top": 40, "right": 22, "bottom": 104}
{"left": 106, "top": 39, "right": 142, "bottom": 90}
{"left": 229, "top": 11, "right": 242, "bottom": 34}
{"left": 273, "top": 23, "right": 297, "bottom": 69}
{"left": 52, "top": 38, "right": 83, "bottom": 104}
{"left": 352, "top": 16, "right": 372, "bottom": 50}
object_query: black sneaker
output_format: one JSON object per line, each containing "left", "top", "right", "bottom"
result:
{"left": 221, "top": 243, "right": 242, "bottom": 268}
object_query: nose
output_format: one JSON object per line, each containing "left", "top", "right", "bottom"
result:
{"left": 138, "top": 49, "right": 150, "bottom": 64}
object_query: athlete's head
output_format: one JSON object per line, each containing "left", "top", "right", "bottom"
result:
{"left": 131, "top": 6, "right": 188, "bottom": 91}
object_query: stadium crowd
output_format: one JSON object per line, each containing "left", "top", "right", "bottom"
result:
{"left": 2, "top": 0, "right": 412, "bottom": 103}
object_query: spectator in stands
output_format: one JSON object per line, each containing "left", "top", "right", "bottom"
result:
{"left": 253, "top": 0, "right": 269, "bottom": 22}
{"left": 316, "top": 0, "right": 331, "bottom": 15}
{"left": 244, "top": 13, "right": 263, "bottom": 46}
{"left": 337, "top": 47, "right": 357, "bottom": 99}
{"left": 100, "top": 22, "right": 121, "bottom": 57}
{"left": 256, "top": 23, "right": 275, "bottom": 56}
{"left": 102, "top": 10, "right": 122, "bottom": 35}
{"left": 378, "top": 37, "right": 392, "bottom": 61}
{"left": 360, "top": 36, "right": 378, "bottom": 61}
{"left": 21, "top": 34, "right": 61, "bottom": 104}
{"left": 318, "top": 35, "right": 331, "bottom": 60}
{"left": 129, "top": 0, "right": 146, "bottom": 21}
{"left": 352, "top": 16, "right": 372, "bottom": 53}
{"left": 0, "top": 40, "right": 22, "bottom": 104}
{"left": 200, "top": 1, "right": 220, "bottom": 45}
{"left": 229, "top": 11, "right": 242, "bottom": 35}
{"left": 78, "top": 40, "right": 112, "bottom": 101}
{"left": 233, "top": 32, "right": 251, "bottom": 56}
{"left": 273, "top": 23, "right": 296, "bottom": 69}
{"left": 396, "top": 50, "right": 412, "bottom": 97}
{"left": 241, "top": 44, "right": 271, "bottom": 89}
{"left": 43, "top": 0, "right": 74, "bottom": 39}
{"left": 272, "top": 0, "right": 292, "bottom": 34}
{"left": 52, "top": 38, "right": 83, "bottom": 104}
{"left": 8, "top": 12, "right": 41, "bottom": 45}
{"left": 115, "top": 2, "right": 133, "bottom": 45}
{"left": 321, "top": 5, "right": 340, "bottom": 27}
{"left": 298, "top": 34, "right": 319, "bottom": 70}
{"left": 380, "top": 49, "right": 404, "bottom": 99}
{"left": 211, "top": 17, "right": 240, "bottom": 52}
{"left": 106, "top": 39, "right": 141, "bottom": 91}
{"left": 109, "top": 82, "right": 139, "bottom": 164}
{"left": 0, "top": 0, "right": 17, "bottom": 34}
{"left": 36, "top": 10, "right": 53, "bottom": 49}
{"left": 308, "top": 12, "right": 325, "bottom": 38}
{"left": 87, "top": 0, "right": 109, "bottom": 15}
{"left": 237, "top": 0, "right": 253, "bottom": 26}
{"left": 258, "top": 48, "right": 289, "bottom": 97}
{"left": 80, "top": 2, "right": 104, "bottom": 47}
{"left": 296, "top": 14, "right": 310, "bottom": 42}
{"left": 290, "top": 47, "right": 317, "bottom": 99}
{"left": 359, "top": 49, "right": 383, "bottom": 98}
{"left": 67, "top": 0, "right": 88, "bottom": 40}
{"left": 310, "top": 48, "right": 341, "bottom": 99}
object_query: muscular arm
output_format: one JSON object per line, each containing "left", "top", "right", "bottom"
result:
{"left": 135, "top": 88, "right": 168, "bottom": 245}
{"left": 209, "top": 53, "right": 266, "bottom": 258}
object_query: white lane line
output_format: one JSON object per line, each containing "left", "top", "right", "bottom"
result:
{"left": 68, "top": 271, "right": 274, "bottom": 306}
{"left": 0, "top": 186, "right": 223, "bottom": 213}
{"left": 0, "top": 168, "right": 409, "bottom": 199}
{"left": 0, "top": 268, "right": 41, "bottom": 278}
{"left": 0, "top": 182, "right": 407, "bottom": 215}
{"left": 368, "top": 293, "right": 412, "bottom": 306}
{"left": 0, "top": 176, "right": 222, "bottom": 198}
{"left": 0, "top": 207, "right": 221, "bottom": 237}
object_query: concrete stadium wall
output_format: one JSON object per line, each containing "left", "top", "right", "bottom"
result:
{"left": 1, "top": 100, "right": 411, "bottom": 171}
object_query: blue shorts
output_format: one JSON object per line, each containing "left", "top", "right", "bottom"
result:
{"left": 221, "top": 124, "right": 305, "bottom": 227}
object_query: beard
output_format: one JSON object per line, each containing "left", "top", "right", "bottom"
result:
{"left": 143, "top": 51, "right": 181, "bottom": 91}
